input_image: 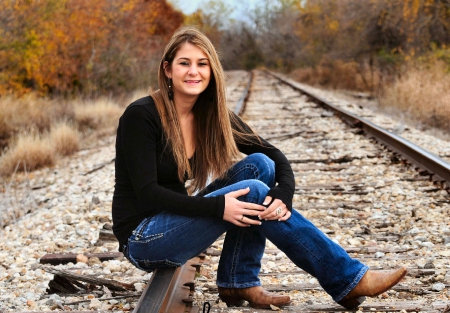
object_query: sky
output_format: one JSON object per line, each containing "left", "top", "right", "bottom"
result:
{"left": 170, "top": 0, "right": 259, "bottom": 21}
{"left": 171, "top": 0, "right": 212, "bottom": 14}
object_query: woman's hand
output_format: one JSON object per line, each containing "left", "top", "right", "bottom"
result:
{"left": 258, "top": 196, "right": 291, "bottom": 221}
{"left": 224, "top": 187, "right": 266, "bottom": 227}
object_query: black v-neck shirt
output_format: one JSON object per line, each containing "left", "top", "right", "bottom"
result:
{"left": 112, "top": 96, "right": 295, "bottom": 250}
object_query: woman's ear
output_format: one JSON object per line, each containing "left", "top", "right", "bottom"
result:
{"left": 163, "top": 61, "right": 171, "bottom": 79}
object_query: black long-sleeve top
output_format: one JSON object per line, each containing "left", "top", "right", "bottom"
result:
{"left": 112, "top": 96, "right": 295, "bottom": 250}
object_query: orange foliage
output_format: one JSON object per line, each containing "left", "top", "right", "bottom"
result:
{"left": 0, "top": 0, "right": 183, "bottom": 96}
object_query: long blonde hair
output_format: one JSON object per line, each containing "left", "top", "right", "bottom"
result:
{"left": 152, "top": 26, "right": 241, "bottom": 193}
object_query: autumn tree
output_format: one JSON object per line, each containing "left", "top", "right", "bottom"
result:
{"left": 0, "top": 0, "right": 183, "bottom": 96}
{"left": 295, "top": 0, "right": 450, "bottom": 68}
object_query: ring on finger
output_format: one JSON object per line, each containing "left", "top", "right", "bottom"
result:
{"left": 240, "top": 215, "right": 245, "bottom": 221}
{"left": 276, "top": 207, "right": 282, "bottom": 216}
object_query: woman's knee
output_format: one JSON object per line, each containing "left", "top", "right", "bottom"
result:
{"left": 237, "top": 179, "right": 269, "bottom": 204}
{"left": 244, "top": 153, "right": 275, "bottom": 186}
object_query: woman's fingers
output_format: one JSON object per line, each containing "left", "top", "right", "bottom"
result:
{"left": 258, "top": 198, "right": 291, "bottom": 221}
{"left": 229, "top": 213, "right": 262, "bottom": 227}
{"left": 226, "top": 187, "right": 250, "bottom": 198}
{"left": 245, "top": 202, "right": 266, "bottom": 213}
{"left": 263, "top": 207, "right": 287, "bottom": 220}
{"left": 278, "top": 210, "right": 291, "bottom": 222}
{"left": 240, "top": 215, "right": 263, "bottom": 226}
{"left": 260, "top": 206, "right": 290, "bottom": 221}
{"left": 223, "top": 188, "right": 266, "bottom": 227}
{"left": 259, "top": 198, "right": 284, "bottom": 219}
{"left": 262, "top": 196, "right": 272, "bottom": 206}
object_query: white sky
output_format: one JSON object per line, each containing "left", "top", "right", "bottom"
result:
{"left": 171, "top": 0, "right": 259, "bottom": 18}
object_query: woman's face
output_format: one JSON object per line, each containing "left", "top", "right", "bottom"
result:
{"left": 165, "top": 42, "right": 211, "bottom": 104}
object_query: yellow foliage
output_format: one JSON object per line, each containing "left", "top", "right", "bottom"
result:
{"left": 327, "top": 19, "right": 339, "bottom": 32}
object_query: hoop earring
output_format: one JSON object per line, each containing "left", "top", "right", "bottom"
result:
{"left": 168, "top": 78, "right": 174, "bottom": 100}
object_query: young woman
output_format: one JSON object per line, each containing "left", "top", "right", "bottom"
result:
{"left": 112, "top": 27, "right": 407, "bottom": 309}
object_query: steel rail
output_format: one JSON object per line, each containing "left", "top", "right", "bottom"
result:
{"left": 133, "top": 257, "right": 202, "bottom": 313}
{"left": 233, "top": 71, "right": 254, "bottom": 116}
{"left": 264, "top": 70, "right": 450, "bottom": 190}
{"left": 134, "top": 267, "right": 178, "bottom": 313}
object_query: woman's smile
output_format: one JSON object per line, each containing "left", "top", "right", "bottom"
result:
{"left": 185, "top": 80, "right": 202, "bottom": 84}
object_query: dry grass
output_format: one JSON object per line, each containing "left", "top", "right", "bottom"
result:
{"left": 0, "top": 95, "right": 71, "bottom": 132}
{"left": 0, "top": 95, "right": 72, "bottom": 150}
{"left": 379, "top": 62, "right": 450, "bottom": 132}
{"left": 290, "top": 58, "right": 380, "bottom": 92}
{"left": 0, "top": 132, "right": 55, "bottom": 176}
{"left": 0, "top": 93, "right": 132, "bottom": 176}
{"left": 74, "top": 98, "right": 124, "bottom": 130}
{"left": 50, "top": 121, "right": 80, "bottom": 156}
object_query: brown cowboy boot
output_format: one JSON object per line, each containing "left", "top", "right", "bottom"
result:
{"left": 338, "top": 267, "right": 407, "bottom": 309}
{"left": 218, "top": 286, "right": 291, "bottom": 309}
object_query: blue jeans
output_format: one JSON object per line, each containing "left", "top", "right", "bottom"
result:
{"left": 123, "top": 153, "right": 368, "bottom": 302}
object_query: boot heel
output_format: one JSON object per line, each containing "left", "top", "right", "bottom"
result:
{"left": 219, "top": 294, "right": 245, "bottom": 307}
{"left": 337, "top": 296, "right": 366, "bottom": 309}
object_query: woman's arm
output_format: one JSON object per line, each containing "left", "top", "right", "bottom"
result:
{"left": 118, "top": 103, "right": 226, "bottom": 218}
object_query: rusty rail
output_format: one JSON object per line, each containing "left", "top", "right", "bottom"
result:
{"left": 265, "top": 70, "right": 450, "bottom": 191}
{"left": 233, "top": 71, "right": 253, "bottom": 116}
{"left": 134, "top": 257, "right": 202, "bottom": 313}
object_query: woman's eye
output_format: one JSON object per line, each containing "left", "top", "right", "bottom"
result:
{"left": 180, "top": 62, "right": 189, "bottom": 65}
{"left": 199, "top": 62, "right": 208, "bottom": 66}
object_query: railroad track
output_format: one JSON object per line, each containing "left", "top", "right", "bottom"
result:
{"left": 127, "top": 70, "right": 450, "bottom": 312}
{"left": 16, "top": 70, "right": 450, "bottom": 313}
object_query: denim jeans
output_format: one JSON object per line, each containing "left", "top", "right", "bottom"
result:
{"left": 123, "top": 153, "right": 368, "bottom": 302}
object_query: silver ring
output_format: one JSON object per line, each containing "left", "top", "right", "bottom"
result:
{"left": 241, "top": 215, "right": 245, "bottom": 221}
{"left": 276, "top": 207, "right": 282, "bottom": 216}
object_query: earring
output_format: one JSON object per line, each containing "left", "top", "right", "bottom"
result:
{"left": 168, "top": 78, "right": 173, "bottom": 100}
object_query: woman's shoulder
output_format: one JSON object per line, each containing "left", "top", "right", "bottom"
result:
{"left": 125, "top": 95, "right": 157, "bottom": 113}
{"left": 121, "top": 95, "right": 160, "bottom": 120}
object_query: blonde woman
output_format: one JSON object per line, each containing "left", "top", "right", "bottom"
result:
{"left": 112, "top": 27, "right": 406, "bottom": 309}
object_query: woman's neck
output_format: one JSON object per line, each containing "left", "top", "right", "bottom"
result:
{"left": 174, "top": 94, "right": 197, "bottom": 118}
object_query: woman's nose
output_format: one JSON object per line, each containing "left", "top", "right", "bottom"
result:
{"left": 188, "top": 65, "right": 198, "bottom": 75}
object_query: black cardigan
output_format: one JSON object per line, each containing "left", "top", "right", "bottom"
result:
{"left": 112, "top": 96, "right": 295, "bottom": 249}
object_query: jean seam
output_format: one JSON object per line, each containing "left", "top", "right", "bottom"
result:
{"left": 132, "top": 216, "right": 153, "bottom": 240}
{"left": 261, "top": 155, "right": 275, "bottom": 187}
{"left": 278, "top": 224, "right": 330, "bottom": 272}
{"left": 129, "top": 233, "right": 164, "bottom": 244}
{"left": 221, "top": 164, "right": 260, "bottom": 189}
{"left": 229, "top": 228, "right": 244, "bottom": 285}
{"left": 274, "top": 219, "right": 333, "bottom": 285}
{"left": 136, "top": 217, "right": 196, "bottom": 242}
{"left": 271, "top": 216, "right": 368, "bottom": 301}
{"left": 335, "top": 266, "right": 369, "bottom": 302}
{"left": 215, "top": 280, "right": 261, "bottom": 288}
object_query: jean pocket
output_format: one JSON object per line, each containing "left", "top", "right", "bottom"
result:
{"left": 129, "top": 232, "right": 164, "bottom": 244}
{"left": 137, "top": 258, "right": 181, "bottom": 272}
{"left": 127, "top": 251, "right": 181, "bottom": 272}
{"left": 131, "top": 216, "right": 154, "bottom": 240}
